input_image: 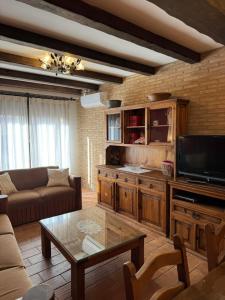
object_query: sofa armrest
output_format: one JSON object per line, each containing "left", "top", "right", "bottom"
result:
{"left": 0, "top": 195, "right": 8, "bottom": 214}
{"left": 69, "top": 176, "right": 82, "bottom": 210}
{"left": 21, "top": 284, "right": 54, "bottom": 300}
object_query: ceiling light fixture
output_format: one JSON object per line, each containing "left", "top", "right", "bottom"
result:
{"left": 40, "top": 52, "right": 84, "bottom": 75}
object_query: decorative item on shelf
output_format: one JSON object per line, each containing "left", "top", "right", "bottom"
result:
{"left": 129, "top": 115, "right": 142, "bottom": 126}
{"left": 130, "top": 132, "right": 140, "bottom": 144}
{"left": 167, "top": 109, "right": 173, "bottom": 142}
{"left": 161, "top": 160, "right": 174, "bottom": 177}
{"left": 134, "top": 135, "right": 145, "bottom": 144}
{"left": 40, "top": 52, "right": 84, "bottom": 75}
{"left": 153, "top": 120, "right": 159, "bottom": 126}
{"left": 106, "top": 100, "right": 122, "bottom": 108}
{"left": 147, "top": 92, "right": 171, "bottom": 102}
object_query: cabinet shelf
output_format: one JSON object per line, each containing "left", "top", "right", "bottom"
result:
{"left": 151, "top": 125, "right": 172, "bottom": 128}
{"left": 149, "top": 142, "right": 174, "bottom": 146}
{"left": 126, "top": 126, "right": 145, "bottom": 129}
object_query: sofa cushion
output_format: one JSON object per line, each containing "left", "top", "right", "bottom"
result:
{"left": 8, "top": 190, "right": 40, "bottom": 206}
{"left": 0, "top": 234, "right": 24, "bottom": 270}
{"left": 47, "top": 168, "right": 70, "bottom": 187}
{"left": 0, "top": 266, "right": 32, "bottom": 300}
{"left": 0, "top": 214, "right": 13, "bottom": 235}
{"left": 35, "top": 186, "right": 75, "bottom": 200}
{"left": 0, "top": 172, "right": 17, "bottom": 195}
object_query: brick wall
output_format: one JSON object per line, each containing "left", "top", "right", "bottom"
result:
{"left": 78, "top": 47, "right": 225, "bottom": 190}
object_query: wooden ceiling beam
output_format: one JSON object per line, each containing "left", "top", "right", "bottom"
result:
{"left": 147, "top": 0, "right": 225, "bottom": 45}
{"left": 0, "top": 68, "right": 99, "bottom": 91}
{"left": 0, "top": 51, "right": 123, "bottom": 84}
{"left": 71, "top": 70, "right": 123, "bottom": 84}
{"left": 17, "top": 0, "right": 200, "bottom": 63}
{"left": 0, "top": 78, "right": 81, "bottom": 96}
{"left": 0, "top": 78, "right": 82, "bottom": 96}
{"left": 0, "top": 23, "right": 155, "bottom": 75}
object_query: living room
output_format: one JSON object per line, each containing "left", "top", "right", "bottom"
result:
{"left": 1, "top": 1, "right": 225, "bottom": 300}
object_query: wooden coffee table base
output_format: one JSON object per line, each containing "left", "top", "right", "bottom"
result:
{"left": 41, "top": 226, "right": 145, "bottom": 300}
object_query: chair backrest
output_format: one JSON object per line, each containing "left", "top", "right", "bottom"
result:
{"left": 205, "top": 223, "right": 225, "bottom": 271}
{"left": 123, "top": 235, "right": 190, "bottom": 300}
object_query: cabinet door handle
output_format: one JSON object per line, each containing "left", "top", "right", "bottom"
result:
{"left": 125, "top": 192, "right": 127, "bottom": 198}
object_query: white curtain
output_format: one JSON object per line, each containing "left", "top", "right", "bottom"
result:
{"left": 0, "top": 95, "right": 30, "bottom": 170}
{"left": 29, "top": 98, "right": 71, "bottom": 169}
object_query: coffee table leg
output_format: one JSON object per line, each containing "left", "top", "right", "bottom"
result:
{"left": 71, "top": 263, "right": 85, "bottom": 300}
{"left": 41, "top": 227, "right": 51, "bottom": 259}
{"left": 131, "top": 237, "right": 144, "bottom": 270}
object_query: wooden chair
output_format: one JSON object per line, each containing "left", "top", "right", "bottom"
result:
{"left": 205, "top": 223, "right": 225, "bottom": 271}
{"left": 123, "top": 235, "right": 190, "bottom": 300}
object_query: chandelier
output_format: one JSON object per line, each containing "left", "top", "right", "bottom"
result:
{"left": 40, "top": 52, "right": 84, "bottom": 75}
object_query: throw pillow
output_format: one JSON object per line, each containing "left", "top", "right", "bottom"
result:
{"left": 0, "top": 172, "right": 17, "bottom": 195}
{"left": 47, "top": 168, "right": 70, "bottom": 187}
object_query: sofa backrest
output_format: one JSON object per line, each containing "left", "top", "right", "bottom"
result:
{"left": 0, "top": 166, "right": 58, "bottom": 190}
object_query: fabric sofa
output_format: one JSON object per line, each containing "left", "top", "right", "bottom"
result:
{"left": 0, "top": 197, "right": 53, "bottom": 299}
{"left": 0, "top": 166, "right": 82, "bottom": 226}
{"left": 0, "top": 196, "right": 32, "bottom": 299}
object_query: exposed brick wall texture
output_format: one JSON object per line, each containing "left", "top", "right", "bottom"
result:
{"left": 78, "top": 47, "right": 225, "bottom": 190}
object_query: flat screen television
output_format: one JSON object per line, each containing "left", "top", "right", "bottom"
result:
{"left": 177, "top": 135, "right": 225, "bottom": 185}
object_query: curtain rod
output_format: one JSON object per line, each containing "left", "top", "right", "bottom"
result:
{"left": 0, "top": 90, "right": 77, "bottom": 101}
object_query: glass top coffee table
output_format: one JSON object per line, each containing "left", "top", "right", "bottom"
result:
{"left": 40, "top": 206, "right": 146, "bottom": 300}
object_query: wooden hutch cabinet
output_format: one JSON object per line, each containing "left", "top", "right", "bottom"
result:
{"left": 98, "top": 99, "right": 189, "bottom": 235}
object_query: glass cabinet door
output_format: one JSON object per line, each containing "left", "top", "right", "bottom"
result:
{"left": 107, "top": 113, "right": 121, "bottom": 142}
{"left": 149, "top": 107, "right": 173, "bottom": 144}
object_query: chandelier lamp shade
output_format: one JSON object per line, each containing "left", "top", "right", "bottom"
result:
{"left": 40, "top": 52, "right": 84, "bottom": 75}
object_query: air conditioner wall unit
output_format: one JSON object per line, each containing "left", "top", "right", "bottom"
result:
{"left": 80, "top": 92, "right": 105, "bottom": 108}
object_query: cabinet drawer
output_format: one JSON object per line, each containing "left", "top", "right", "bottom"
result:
{"left": 117, "top": 173, "right": 137, "bottom": 185}
{"left": 98, "top": 168, "right": 117, "bottom": 179}
{"left": 138, "top": 177, "right": 165, "bottom": 192}
{"left": 172, "top": 201, "right": 223, "bottom": 225}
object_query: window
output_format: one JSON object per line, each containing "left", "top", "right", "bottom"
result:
{"left": 0, "top": 95, "right": 29, "bottom": 170}
{"left": 0, "top": 95, "right": 74, "bottom": 171}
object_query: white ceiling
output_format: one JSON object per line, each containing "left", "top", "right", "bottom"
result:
{"left": 85, "top": 0, "right": 222, "bottom": 53}
{"left": 0, "top": 0, "right": 176, "bottom": 67}
{"left": 0, "top": 0, "right": 223, "bottom": 85}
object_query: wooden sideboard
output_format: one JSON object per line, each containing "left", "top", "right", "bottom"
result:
{"left": 97, "top": 165, "right": 169, "bottom": 235}
{"left": 97, "top": 99, "right": 189, "bottom": 237}
{"left": 170, "top": 180, "right": 225, "bottom": 255}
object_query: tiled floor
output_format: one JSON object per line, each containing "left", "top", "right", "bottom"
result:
{"left": 14, "top": 190, "right": 208, "bottom": 300}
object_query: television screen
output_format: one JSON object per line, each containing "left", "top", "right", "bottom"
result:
{"left": 177, "top": 135, "right": 225, "bottom": 183}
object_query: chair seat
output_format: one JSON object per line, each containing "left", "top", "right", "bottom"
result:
{"left": 0, "top": 234, "right": 24, "bottom": 271}
{"left": 0, "top": 214, "right": 14, "bottom": 235}
{"left": 0, "top": 266, "right": 32, "bottom": 300}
